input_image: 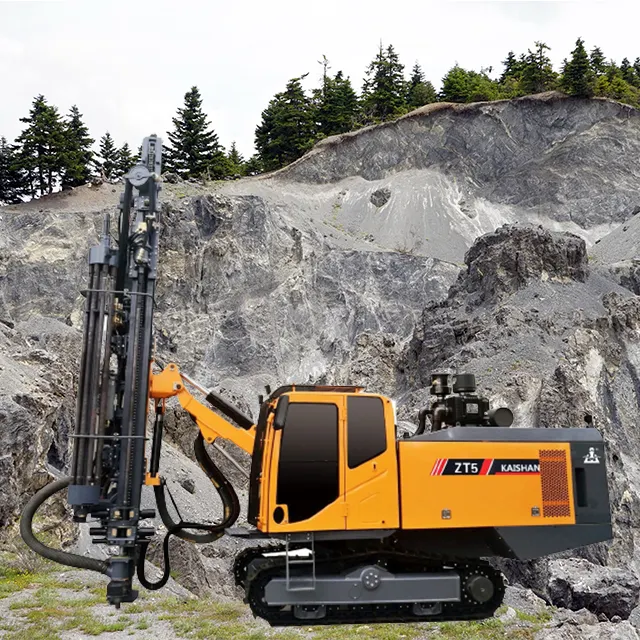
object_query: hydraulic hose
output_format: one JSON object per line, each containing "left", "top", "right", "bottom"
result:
{"left": 20, "top": 476, "right": 109, "bottom": 575}
{"left": 137, "top": 433, "right": 240, "bottom": 589}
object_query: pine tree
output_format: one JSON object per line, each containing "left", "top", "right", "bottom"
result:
{"left": 500, "top": 51, "right": 524, "bottom": 83}
{"left": 15, "top": 95, "right": 66, "bottom": 197}
{"left": 361, "top": 43, "right": 407, "bottom": 122}
{"left": 0, "top": 137, "right": 24, "bottom": 205}
{"left": 61, "top": 105, "right": 94, "bottom": 189}
{"left": 315, "top": 71, "right": 361, "bottom": 136}
{"left": 590, "top": 47, "right": 607, "bottom": 75}
{"left": 634, "top": 58, "right": 640, "bottom": 83}
{"left": 440, "top": 65, "right": 471, "bottom": 102}
{"left": 244, "top": 154, "right": 263, "bottom": 176}
{"left": 440, "top": 65, "right": 500, "bottom": 103}
{"left": 117, "top": 143, "right": 136, "bottom": 176}
{"left": 227, "top": 142, "right": 245, "bottom": 176}
{"left": 95, "top": 133, "right": 119, "bottom": 180}
{"left": 520, "top": 42, "right": 557, "bottom": 94}
{"left": 406, "top": 63, "right": 436, "bottom": 109}
{"left": 561, "top": 38, "right": 594, "bottom": 97}
{"left": 255, "top": 76, "right": 316, "bottom": 171}
{"left": 165, "top": 86, "right": 228, "bottom": 180}
{"left": 620, "top": 57, "right": 638, "bottom": 86}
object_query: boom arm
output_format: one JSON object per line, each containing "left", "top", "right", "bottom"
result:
{"left": 149, "top": 364, "right": 255, "bottom": 455}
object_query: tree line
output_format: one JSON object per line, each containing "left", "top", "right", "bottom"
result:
{"left": 2, "top": 37, "right": 639, "bottom": 204}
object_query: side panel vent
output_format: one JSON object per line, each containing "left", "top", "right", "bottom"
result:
{"left": 539, "top": 449, "right": 571, "bottom": 517}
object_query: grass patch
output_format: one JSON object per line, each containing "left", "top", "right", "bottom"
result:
{"left": 431, "top": 617, "right": 544, "bottom": 640}
{"left": 6, "top": 582, "right": 131, "bottom": 638}
{"left": 3, "top": 626, "right": 63, "bottom": 640}
{"left": 309, "top": 623, "right": 423, "bottom": 640}
{"left": 515, "top": 609, "right": 553, "bottom": 624}
{"left": 154, "top": 595, "right": 245, "bottom": 621}
{"left": 167, "top": 619, "right": 267, "bottom": 640}
{"left": 151, "top": 596, "right": 270, "bottom": 639}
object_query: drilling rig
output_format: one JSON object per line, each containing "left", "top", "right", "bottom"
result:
{"left": 21, "top": 136, "right": 613, "bottom": 625}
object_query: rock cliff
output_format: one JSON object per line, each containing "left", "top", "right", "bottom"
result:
{"left": 2, "top": 94, "right": 640, "bottom": 633}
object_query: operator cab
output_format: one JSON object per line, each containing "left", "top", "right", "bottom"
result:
{"left": 248, "top": 385, "right": 398, "bottom": 532}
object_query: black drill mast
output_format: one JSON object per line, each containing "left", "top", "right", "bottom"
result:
{"left": 68, "top": 136, "right": 162, "bottom": 605}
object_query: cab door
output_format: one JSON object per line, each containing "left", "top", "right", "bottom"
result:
{"left": 265, "top": 394, "right": 347, "bottom": 533}
{"left": 344, "top": 394, "right": 400, "bottom": 530}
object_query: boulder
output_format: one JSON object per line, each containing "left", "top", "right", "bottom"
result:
{"left": 548, "top": 558, "right": 640, "bottom": 619}
{"left": 535, "top": 622, "right": 640, "bottom": 640}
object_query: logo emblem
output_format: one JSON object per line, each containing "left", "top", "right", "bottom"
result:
{"left": 583, "top": 447, "right": 600, "bottom": 464}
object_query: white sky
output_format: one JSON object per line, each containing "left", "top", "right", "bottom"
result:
{"left": 0, "top": 0, "right": 634, "bottom": 158}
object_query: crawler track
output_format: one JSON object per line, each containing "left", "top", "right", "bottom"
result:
{"left": 236, "top": 545, "right": 504, "bottom": 626}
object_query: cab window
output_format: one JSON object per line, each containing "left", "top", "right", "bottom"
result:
{"left": 347, "top": 396, "right": 387, "bottom": 468}
{"left": 276, "top": 403, "right": 339, "bottom": 523}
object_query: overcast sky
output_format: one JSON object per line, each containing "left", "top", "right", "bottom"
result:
{"left": 0, "top": 0, "right": 633, "bottom": 158}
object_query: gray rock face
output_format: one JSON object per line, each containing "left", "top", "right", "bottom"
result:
{"left": 548, "top": 558, "right": 640, "bottom": 619}
{"left": 277, "top": 94, "right": 640, "bottom": 230}
{"left": 0, "top": 317, "right": 79, "bottom": 528}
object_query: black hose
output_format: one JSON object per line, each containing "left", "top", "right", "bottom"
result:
{"left": 20, "top": 476, "right": 109, "bottom": 575}
{"left": 136, "top": 433, "right": 240, "bottom": 589}
{"left": 415, "top": 408, "right": 429, "bottom": 436}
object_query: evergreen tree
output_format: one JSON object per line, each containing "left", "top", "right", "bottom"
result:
{"left": 634, "top": 58, "right": 640, "bottom": 83}
{"left": 117, "top": 142, "right": 136, "bottom": 176}
{"left": 520, "top": 42, "right": 557, "bottom": 94}
{"left": 561, "top": 38, "right": 594, "bottom": 97}
{"left": 498, "top": 51, "right": 527, "bottom": 97}
{"left": 0, "top": 137, "right": 24, "bottom": 205}
{"left": 315, "top": 71, "right": 361, "bottom": 135}
{"left": 500, "top": 51, "right": 525, "bottom": 83}
{"left": 440, "top": 65, "right": 471, "bottom": 102}
{"left": 227, "top": 142, "right": 245, "bottom": 176}
{"left": 165, "top": 86, "right": 228, "bottom": 180}
{"left": 255, "top": 76, "right": 316, "bottom": 171}
{"left": 590, "top": 47, "right": 607, "bottom": 75}
{"left": 361, "top": 43, "right": 407, "bottom": 122}
{"left": 406, "top": 63, "right": 437, "bottom": 109}
{"left": 95, "top": 133, "right": 119, "bottom": 180}
{"left": 440, "top": 65, "right": 499, "bottom": 102}
{"left": 15, "top": 95, "right": 66, "bottom": 197}
{"left": 61, "top": 105, "right": 94, "bottom": 189}
{"left": 244, "top": 154, "right": 263, "bottom": 176}
{"left": 620, "top": 57, "right": 638, "bottom": 86}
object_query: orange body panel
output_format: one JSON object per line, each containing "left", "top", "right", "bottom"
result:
{"left": 398, "top": 441, "right": 575, "bottom": 529}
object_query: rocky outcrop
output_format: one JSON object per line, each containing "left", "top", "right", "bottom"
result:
{"left": 447, "top": 224, "right": 588, "bottom": 308}
{"left": 548, "top": 558, "right": 640, "bottom": 619}
{"left": 0, "top": 317, "right": 79, "bottom": 529}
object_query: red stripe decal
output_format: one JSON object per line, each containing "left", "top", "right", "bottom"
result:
{"left": 430, "top": 459, "right": 441, "bottom": 476}
{"left": 437, "top": 458, "right": 448, "bottom": 475}
{"left": 480, "top": 458, "right": 493, "bottom": 475}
